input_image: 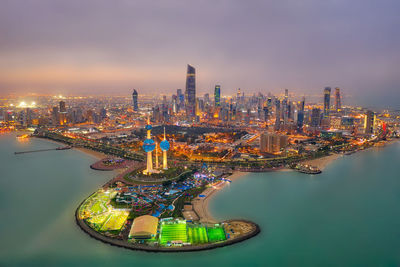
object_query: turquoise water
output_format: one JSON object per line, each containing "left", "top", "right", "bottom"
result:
{"left": 1, "top": 134, "right": 399, "bottom": 266}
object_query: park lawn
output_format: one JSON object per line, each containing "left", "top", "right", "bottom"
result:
{"left": 100, "top": 210, "right": 129, "bottom": 231}
{"left": 207, "top": 226, "right": 226, "bottom": 242}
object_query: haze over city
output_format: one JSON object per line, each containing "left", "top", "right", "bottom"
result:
{"left": 1, "top": 1, "right": 400, "bottom": 266}
{"left": 1, "top": 0, "right": 400, "bottom": 108}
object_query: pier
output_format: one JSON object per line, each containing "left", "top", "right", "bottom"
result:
{"left": 14, "top": 146, "right": 71, "bottom": 155}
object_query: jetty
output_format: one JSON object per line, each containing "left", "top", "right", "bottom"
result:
{"left": 14, "top": 146, "right": 71, "bottom": 155}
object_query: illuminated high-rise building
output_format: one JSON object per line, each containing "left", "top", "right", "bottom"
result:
{"left": 323, "top": 87, "right": 331, "bottom": 117}
{"left": 297, "top": 97, "right": 305, "bottom": 132}
{"left": 132, "top": 89, "right": 138, "bottom": 111}
{"left": 185, "top": 65, "right": 196, "bottom": 118}
{"left": 214, "top": 85, "right": 221, "bottom": 107}
{"left": 364, "top": 110, "right": 375, "bottom": 134}
{"left": 274, "top": 99, "right": 281, "bottom": 131}
{"left": 59, "top": 101, "right": 67, "bottom": 125}
{"left": 311, "top": 108, "right": 321, "bottom": 127}
{"left": 335, "top": 87, "right": 341, "bottom": 111}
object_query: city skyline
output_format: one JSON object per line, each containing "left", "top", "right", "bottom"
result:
{"left": 0, "top": 0, "right": 399, "bottom": 109}
{"left": 1, "top": 1, "right": 400, "bottom": 265}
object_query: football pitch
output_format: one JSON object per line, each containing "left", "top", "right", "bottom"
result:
{"left": 100, "top": 210, "right": 129, "bottom": 232}
{"left": 187, "top": 226, "right": 208, "bottom": 244}
{"left": 90, "top": 200, "right": 107, "bottom": 214}
{"left": 206, "top": 226, "right": 226, "bottom": 242}
{"left": 159, "top": 221, "right": 188, "bottom": 245}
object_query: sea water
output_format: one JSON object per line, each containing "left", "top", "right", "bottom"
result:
{"left": 1, "top": 133, "right": 399, "bottom": 266}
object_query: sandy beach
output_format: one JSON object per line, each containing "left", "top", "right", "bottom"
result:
{"left": 301, "top": 153, "right": 343, "bottom": 170}
{"left": 74, "top": 147, "right": 107, "bottom": 160}
{"left": 192, "top": 171, "right": 248, "bottom": 223}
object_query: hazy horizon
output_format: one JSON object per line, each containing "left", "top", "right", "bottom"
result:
{"left": 1, "top": 0, "right": 399, "bottom": 109}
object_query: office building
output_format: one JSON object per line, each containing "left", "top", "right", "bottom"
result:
{"left": 214, "top": 85, "right": 221, "bottom": 107}
{"left": 323, "top": 87, "right": 331, "bottom": 117}
{"left": 185, "top": 65, "right": 196, "bottom": 118}
{"left": 132, "top": 89, "right": 138, "bottom": 111}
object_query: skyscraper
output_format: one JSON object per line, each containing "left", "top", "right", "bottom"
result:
{"left": 59, "top": 101, "right": 66, "bottom": 113}
{"left": 214, "top": 85, "right": 221, "bottom": 107}
{"left": 323, "top": 87, "right": 331, "bottom": 117}
{"left": 282, "top": 89, "right": 289, "bottom": 125}
{"left": 263, "top": 106, "right": 269, "bottom": 123}
{"left": 364, "top": 110, "right": 375, "bottom": 134}
{"left": 185, "top": 65, "right": 196, "bottom": 118}
{"left": 274, "top": 99, "right": 281, "bottom": 131}
{"left": 132, "top": 89, "right": 138, "bottom": 111}
{"left": 311, "top": 108, "right": 321, "bottom": 127}
{"left": 335, "top": 87, "right": 341, "bottom": 111}
{"left": 297, "top": 97, "right": 305, "bottom": 132}
{"left": 59, "top": 101, "right": 67, "bottom": 125}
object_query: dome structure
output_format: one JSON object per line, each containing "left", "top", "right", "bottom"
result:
{"left": 143, "top": 139, "right": 155, "bottom": 152}
{"left": 160, "top": 140, "right": 170, "bottom": 151}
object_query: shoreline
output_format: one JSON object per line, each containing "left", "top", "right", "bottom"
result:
{"left": 193, "top": 171, "right": 249, "bottom": 223}
{"left": 195, "top": 140, "right": 400, "bottom": 223}
{"left": 32, "top": 135, "right": 107, "bottom": 160}
{"left": 300, "top": 153, "right": 343, "bottom": 171}
{"left": 74, "top": 147, "right": 107, "bottom": 161}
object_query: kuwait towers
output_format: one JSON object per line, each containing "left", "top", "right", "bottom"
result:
{"left": 160, "top": 127, "right": 170, "bottom": 170}
{"left": 142, "top": 118, "right": 156, "bottom": 174}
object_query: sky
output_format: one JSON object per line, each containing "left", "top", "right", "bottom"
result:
{"left": 0, "top": 0, "right": 399, "bottom": 108}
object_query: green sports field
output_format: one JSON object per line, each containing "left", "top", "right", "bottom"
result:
{"left": 90, "top": 200, "right": 107, "bottom": 214}
{"left": 159, "top": 221, "right": 188, "bottom": 245}
{"left": 87, "top": 213, "right": 110, "bottom": 225}
{"left": 187, "top": 226, "right": 208, "bottom": 244}
{"left": 100, "top": 210, "right": 129, "bottom": 232}
{"left": 206, "top": 226, "right": 226, "bottom": 242}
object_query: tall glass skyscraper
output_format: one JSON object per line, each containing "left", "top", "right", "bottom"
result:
{"left": 274, "top": 99, "right": 281, "bottom": 131}
{"left": 132, "top": 89, "right": 138, "bottom": 111}
{"left": 214, "top": 85, "right": 221, "bottom": 107}
{"left": 296, "top": 96, "right": 305, "bottom": 132}
{"left": 335, "top": 87, "right": 341, "bottom": 111}
{"left": 185, "top": 65, "right": 196, "bottom": 118}
{"left": 323, "top": 87, "right": 331, "bottom": 117}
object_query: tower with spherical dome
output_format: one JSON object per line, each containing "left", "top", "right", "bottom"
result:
{"left": 142, "top": 118, "right": 156, "bottom": 174}
{"left": 160, "top": 127, "right": 170, "bottom": 170}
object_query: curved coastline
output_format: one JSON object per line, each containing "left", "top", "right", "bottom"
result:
{"left": 74, "top": 139, "right": 399, "bottom": 252}
{"left": 75, "top": 201, "right": 260, "bottom": 253}
{"left": 75, "top": 169, "right": 260, "bottom": 252}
